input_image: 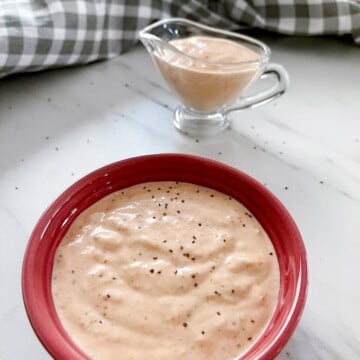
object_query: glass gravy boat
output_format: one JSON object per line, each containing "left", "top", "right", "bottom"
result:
{"left": 139, "top": 18, "right": 289, "bottom": 137}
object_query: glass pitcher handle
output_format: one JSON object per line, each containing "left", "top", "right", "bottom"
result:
{"left": 226, "top": 63, "right": 289, "bottom": 114}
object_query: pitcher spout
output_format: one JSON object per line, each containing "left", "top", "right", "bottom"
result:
{"left": 138, "top": 31, "right": 158, "bottom": 53}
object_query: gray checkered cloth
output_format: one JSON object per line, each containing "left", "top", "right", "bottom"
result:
{"left": 0, "top": 0, "right": 359, "bottom": 78}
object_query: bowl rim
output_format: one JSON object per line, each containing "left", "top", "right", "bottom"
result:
{"left": 22, "top": 153, "right": 308, "bottom": 360}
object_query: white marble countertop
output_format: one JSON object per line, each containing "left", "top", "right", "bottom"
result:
{"left": 0, "top": 34, "right": 359, "bottom": 359}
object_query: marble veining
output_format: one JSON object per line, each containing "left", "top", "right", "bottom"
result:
{"left": 232, "top": 112, "right": 360, "bottom": 203}
{"left": 0, "top": 36, "right": 359, "bottom": 359}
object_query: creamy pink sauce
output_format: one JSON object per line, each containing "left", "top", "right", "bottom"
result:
{"left": 153, "top": 36, "right": 261, "bottom": 112}
{"left": 52, "top": 182, "right": 279, "bottom": 360}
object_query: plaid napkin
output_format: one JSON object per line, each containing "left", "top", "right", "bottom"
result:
{"left": 0, "top": 0, "right": 359, "bottom": 78}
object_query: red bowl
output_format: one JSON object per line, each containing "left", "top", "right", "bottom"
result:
{"left": 22, "top": 153, "right": 308, "bottom": 360}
